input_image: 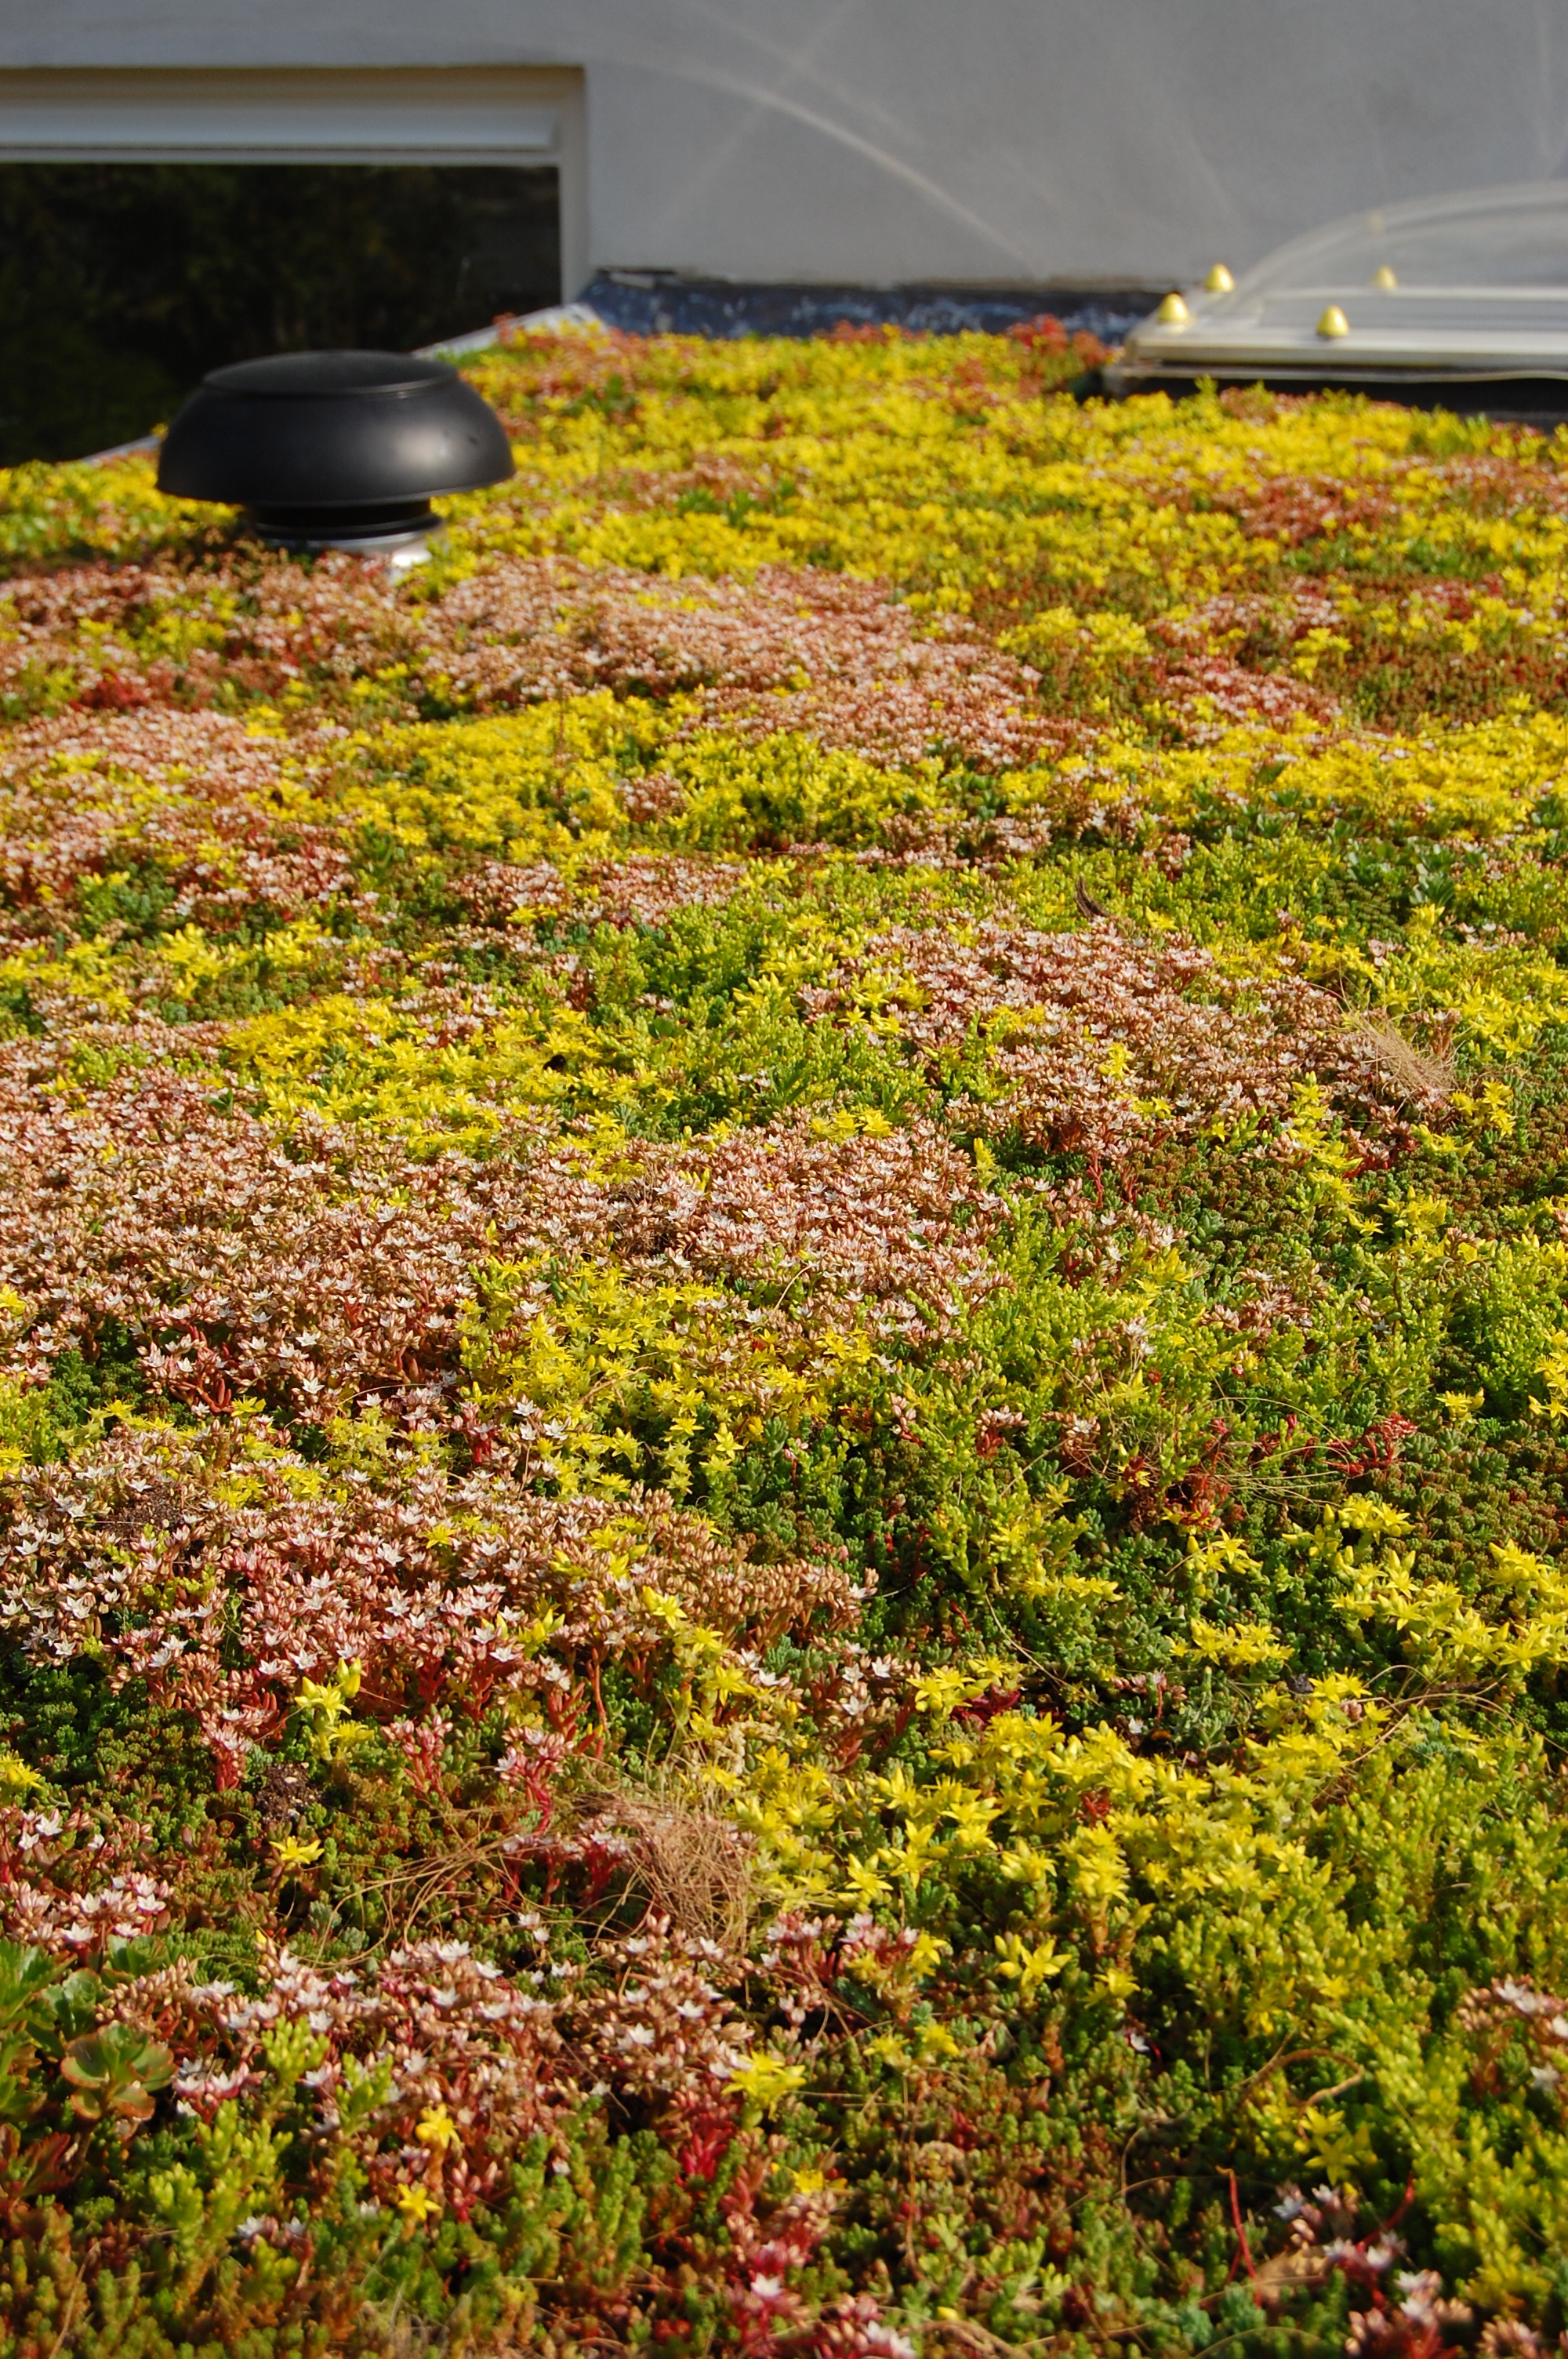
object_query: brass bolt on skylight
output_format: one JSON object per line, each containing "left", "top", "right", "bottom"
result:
{"left": 1156, "top": 293, "right": 1190, "bottom": 326}
{"left": 1372, "top": 264, "right": 1399, "bottom": 289}
{"left": 1203, "top": 264, "right": 1235, "bottom": 293}
{"left": 1316, "top": 304, "right": 1351, "bottom": 339}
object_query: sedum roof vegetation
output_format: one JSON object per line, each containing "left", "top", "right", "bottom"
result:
{"left": 4, "top": 317, "right": 1568, "bottom": 2354}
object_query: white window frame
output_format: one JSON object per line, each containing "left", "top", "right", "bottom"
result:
{"left": 0, "top": 66, "right": 589, "bottom": 300}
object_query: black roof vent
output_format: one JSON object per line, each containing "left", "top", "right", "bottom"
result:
{"left": 157, "top": 349, "right": 514, "bottom": 551}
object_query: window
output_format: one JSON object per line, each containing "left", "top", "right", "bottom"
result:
{"left": 0, "top": 69, "right": 585, "bottom": 463}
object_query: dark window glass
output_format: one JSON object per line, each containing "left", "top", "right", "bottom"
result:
{"left": 0, "top": 162, "right": 560, "bottom": 463}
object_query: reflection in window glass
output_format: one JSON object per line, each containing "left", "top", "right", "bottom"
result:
{"left": 0, "top": 162, "right": 560, "bottom": 463}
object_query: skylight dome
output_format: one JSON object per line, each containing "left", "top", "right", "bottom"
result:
{"left": 1108, "top": 180, "right": 1568, "bottom": 418}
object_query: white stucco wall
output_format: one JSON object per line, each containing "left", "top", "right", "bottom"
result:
{"left": 2, "top": 2, "right": 1566, "bottom": 292}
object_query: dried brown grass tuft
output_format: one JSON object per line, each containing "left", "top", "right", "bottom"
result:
{"left": 576, "top": 1774, "right": 754, "bottom": 1946}
{"left": 1353, "top": 1011, "right": 1457, "bottom": 1104}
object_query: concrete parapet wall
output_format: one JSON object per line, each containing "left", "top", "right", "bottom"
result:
{"left": 1, "top": 2, "right": 1563, "bottom": 291}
